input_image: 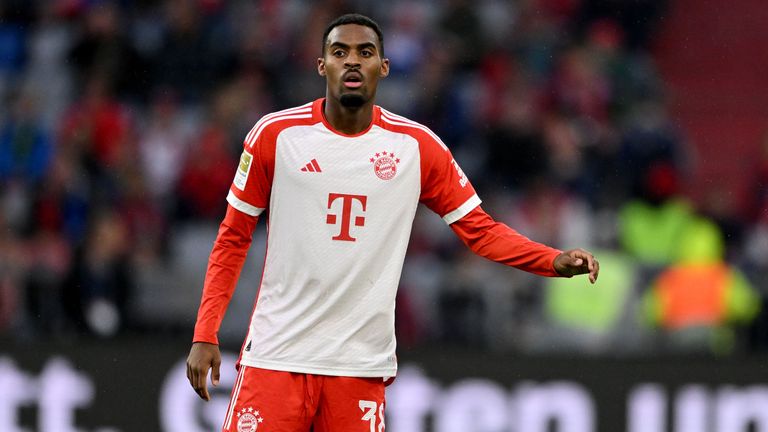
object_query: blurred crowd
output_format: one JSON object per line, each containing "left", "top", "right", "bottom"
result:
{"left": 1, "top": 0, "right": 767, "bottom": 356}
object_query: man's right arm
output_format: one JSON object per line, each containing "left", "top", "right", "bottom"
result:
{"left": 193, "top": 204, "right": 258, "bottom": 344}
{"left": 187, "top": 203, "right": 258, "bottom": 400}
{"left": 187, "top": 110, "right": 278, "bottom": 400}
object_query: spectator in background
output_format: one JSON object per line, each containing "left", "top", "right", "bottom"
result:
{"left": 118, "top": 162, "right": 168, "bottom": 264}
{"left": 548, "top": 45, "right": 612, "bottom": 126}
{"left": 138, "top": 89, "right": 194, "bottom": 206}
{"left": 480, "top": 54, "right": 549, "bottom": 191}
{"left": 23, "top": 1, "right": 74, "bottom": 130}
{"left": 743, "top": 132, "right": 768, "bottom": 260}
{"left": 0, "top": 1, "right": 32, "bottom": 100}
{"left": 175, "top": 126, "right": 233, "bottom": 221}
{"left": 68, "top": 0, "right": 147, "bottom": 102}
{"left": 744, "top": 131, "right": 768, "bottom": 224}
{"left": 30, "top": 150, "right": 90, "bottom": 247}
{"left": 382, "top": 3, "right": 428, "bottom": 78}
{"left": 543, "top": 43, "right": 615, "bottom": 198}
{"left": 66, "top": 209, "right": 132, "bottom": 338}
{"left": 21, "top": 151, "right": 87, "bottom": 336}
{"left": 619, "top": 161, "right": 695, "bottom": 267}
{"left": 175, "top": 91, "right": 237, "bottom": 221}
{"left": 23, "top": 221, "right": 72, "bottom": 336}
{"left": 513, "top": 0, "right": 566, "bottom": 78}
{"left": 619, "top": 97, "right": 687, "bottom": 202}
{"left": 742, "top": 132, "right": 768, "bottom": 351}
{"left": 151, "top": 0, "right": 232, "bottom": 103}
{"left": 542, "top": 249, "right": 639, "bottom": 353}
{"left": 58, "top": 74, "right": 134, "bottom": 196}
{"left": 642, "top": 217, "right": 759, "bottom": 354}
{"left": 574, "top": 0, "right": 669, "bottom": 51}
{"left": 0, "top": 90, "right": 53, "bottom": 185}
{"left": 541, "top": 111, "right": 588, "bottom": 190}
{"left": 508, "top": 176, "right": 594, "bottom": 250}
{"left": 438, "top": 251, "right": 488, "bottom": 348}
{"left": 226, "top": 1, "right": 285, "bottom": 103}
{"left": 0, "top": 215, "right": 23, "bottom": 333}
{"left": 438, "top": 0, "right": 485, "bottom": 70}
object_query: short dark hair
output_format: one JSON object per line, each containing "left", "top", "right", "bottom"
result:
{"left": 322, "top": 13, "right": 384, "bottom": 56}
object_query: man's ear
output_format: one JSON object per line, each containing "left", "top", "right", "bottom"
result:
{"left": 380, "top": 58, "right": 390, "bottom": 78}
{"left": 317, "top": 58, "right": 326, "bottom": 76}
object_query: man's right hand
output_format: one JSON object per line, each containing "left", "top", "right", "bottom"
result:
{"left": 186, "top": 342, "right": 222, "bottom": 401}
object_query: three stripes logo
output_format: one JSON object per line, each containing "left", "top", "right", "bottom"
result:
{"left": 300, "top": 159, "right": 322, "bottom": 173}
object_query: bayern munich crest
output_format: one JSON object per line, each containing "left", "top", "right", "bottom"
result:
{"left": 237, "top": 407, "right": 263, "bottom": 432}
{"left": 370, "top": 151, "right": 400, "bottom": 180}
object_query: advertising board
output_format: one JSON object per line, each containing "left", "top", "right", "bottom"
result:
{"left": 2, "top": 339, "right": 767, "bottom": 431}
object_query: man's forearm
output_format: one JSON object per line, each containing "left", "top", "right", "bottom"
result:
{"left": 193, "top": 204, "right": 258, "bottom": 344}
{"left": 450, "top": 206, "right": 561, "bottom": 276}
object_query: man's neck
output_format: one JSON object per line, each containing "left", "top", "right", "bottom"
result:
{"left": 323, "top": 98, "right": 374, "bottom": 135}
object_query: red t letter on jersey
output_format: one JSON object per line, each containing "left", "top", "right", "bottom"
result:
{"left": 326, "top": 193, "right": 367, "bottom": 241}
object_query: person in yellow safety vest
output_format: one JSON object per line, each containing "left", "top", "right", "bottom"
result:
{"left": 619, "top": 162, "right": 696, "bottom": 267}
{"left": 642, "top": 217, "right": 760, "bottom": 354}
{"left": 543, "top": 250, "right": 636, "bottom": 352}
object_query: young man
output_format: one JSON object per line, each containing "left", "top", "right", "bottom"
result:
{"left": 187, "top": 13, "right": 599, "bottom": 432}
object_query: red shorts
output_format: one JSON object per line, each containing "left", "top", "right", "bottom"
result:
{"left": 222, "top": 366, "right": 386, "bottom": 432}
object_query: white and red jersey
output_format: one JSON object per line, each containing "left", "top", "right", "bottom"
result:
{"left": 194, "top": 99, "right": 562, "bottom": 378}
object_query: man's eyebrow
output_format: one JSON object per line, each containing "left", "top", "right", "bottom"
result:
{"left": 355, "top": 42, "right": 378, "bottom": 51}
{"left": 328, "top": 41, "right": 378, "bottom": 51}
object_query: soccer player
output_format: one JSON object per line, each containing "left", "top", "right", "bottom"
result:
{"left": 187, "top": 13, "right": 599, "bottom": 432}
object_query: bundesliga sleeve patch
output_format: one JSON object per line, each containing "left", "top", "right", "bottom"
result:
{"left": 234, "top": 150, "right": 253, "bottom": 190}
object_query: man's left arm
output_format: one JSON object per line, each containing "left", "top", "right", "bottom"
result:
{"left": 450, "top": 206, "right": 600, "bottom": 283}
{"left": 413, "top": 128, "right": 598, "bottom": 283}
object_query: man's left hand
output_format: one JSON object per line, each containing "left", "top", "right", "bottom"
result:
{"left": 554, "top": 248, "right": 600, "bottom": 283}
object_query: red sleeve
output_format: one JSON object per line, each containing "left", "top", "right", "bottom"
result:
{"left": 377, "top": 111, "right": 480, "bottom": 222}
{"left": 450, "top": 206, "right": 563, "bottom": 277}
{"left": 418, "top": 134, "right": 480, "bottom": 224}
{"left": 227, "top": 117, "right": 277, "bottom": 216}
{"left": 192, "top": 204, "right": 258, "bottom": 344}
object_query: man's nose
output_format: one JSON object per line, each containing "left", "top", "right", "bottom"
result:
{"left": 345, "top": 52, "right": 361, "bottom": 68}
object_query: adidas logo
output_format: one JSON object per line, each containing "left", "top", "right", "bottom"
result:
{"left": 300, "top": 159, "right": 322, "bottom": 172}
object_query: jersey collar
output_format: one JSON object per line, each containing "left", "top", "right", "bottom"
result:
{"left": 314, "top": 98, "right": 381, "bottom": 138}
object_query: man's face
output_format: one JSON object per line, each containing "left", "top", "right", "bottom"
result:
{"left": 318, "top": 24, "right": 389, "bottom": 108}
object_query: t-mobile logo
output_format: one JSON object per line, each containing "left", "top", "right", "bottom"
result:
{"left": 326, "top": 193, "right": 367, "bottom": 241}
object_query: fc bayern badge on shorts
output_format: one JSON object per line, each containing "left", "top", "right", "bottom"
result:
{"left": 236, "top": 407, "right": 263, "bottom": 432}
{"left": 370, "top": 151, "right": 400, "bottom": 180}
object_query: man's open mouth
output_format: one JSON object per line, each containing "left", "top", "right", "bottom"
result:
{"left": 343, "top": 73, "right": 363, "bottom": 89}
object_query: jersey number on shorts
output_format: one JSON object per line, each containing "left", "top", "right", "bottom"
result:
{"left": 359, "top": 400, "right": 385, "bottom": 432}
